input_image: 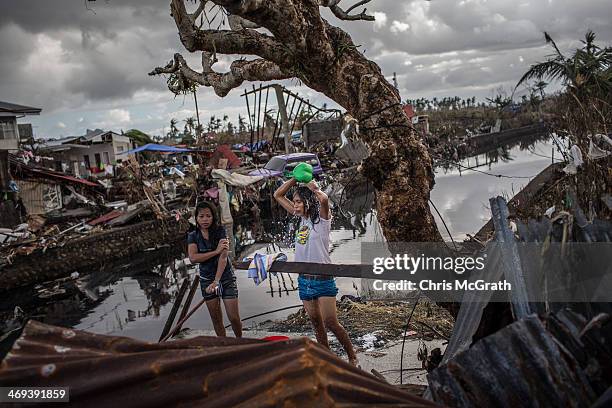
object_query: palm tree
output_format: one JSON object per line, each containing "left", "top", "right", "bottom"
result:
{"left": 534, "top": 80, "right": 548, "bottom": 99}
{"left": 184, "top": 117, "right": 196, "bottom": 138}
{"left": 167, "top": 118, "right": 179, "bottom": 139}
{"left": 516, "top": 31, "right": 612, "bottom": 98}
{"left": 238, "top": 114, "right": 247, "bottom": 133}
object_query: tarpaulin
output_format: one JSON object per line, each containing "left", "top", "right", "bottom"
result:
{"left": 122, "top": 143, "right": 193, "bottom": 155}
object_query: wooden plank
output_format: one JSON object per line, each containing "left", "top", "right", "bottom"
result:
{"left": 233, "top": 261, "right": 371, "bottom": 278}
{"left": 174, "top": 275, "right": 200, "bottom": 334}
{"left": 158, "top": 277, "right": 190, "bottom": 341}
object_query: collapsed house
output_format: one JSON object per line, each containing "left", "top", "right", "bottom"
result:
{"left": 38, "top": 129, "right": 135, "bottom": 178}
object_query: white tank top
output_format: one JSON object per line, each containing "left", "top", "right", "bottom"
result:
{"left": 294, "top": 216, "right": 332, "bottom": 264}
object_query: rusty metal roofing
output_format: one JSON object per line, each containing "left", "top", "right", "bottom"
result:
{"left": 427, "top": 312, "right": 607, "bottom": 408}
{"left": 1, "top": 321, "right": 440, "bottom": 407}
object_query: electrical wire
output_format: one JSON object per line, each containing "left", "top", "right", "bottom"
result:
{"left": 224, "top": 304, "right": 303, "bottom": 329}
{"left": 429, "top": 198, "right": 458, "bottom": 252}
{"left": 433, "top": 156, "right": 538, "bottom": 179}
{"left": 399, "top": 294, "right": 421, "bottom": 385}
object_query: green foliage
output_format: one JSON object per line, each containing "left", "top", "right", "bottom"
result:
{"left": 125, "top": 129, "right": 153, "bottom": 146}
{"left": 516, "top": 30, "right": 612, "bottom": 99}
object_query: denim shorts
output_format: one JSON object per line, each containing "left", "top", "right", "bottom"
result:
{"left": 200, "top": 274, "right": 238, "bottom": 301}
{"left": 298, "top": 275, "right": 338, "bottom": 301}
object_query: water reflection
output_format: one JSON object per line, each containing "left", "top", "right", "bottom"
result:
{"left": 2, "top": 134, "right": 558, "bottom": 341}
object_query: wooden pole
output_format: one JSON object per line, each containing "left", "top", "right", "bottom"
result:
{"left": 160, "top": 297, "right": 207, "bottom": 342}
{"left": 273, "top": 85, "right": 291, "bottom": 154}
{"left": 158, "top": 277, "right": 190, "bottom": 341}
{"left": 174, "top": 274, "right": 200, "bottom": 333}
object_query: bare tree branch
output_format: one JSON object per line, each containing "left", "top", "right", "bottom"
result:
{"left": 191, "top": 0, "right": 207, "bottom": 23}
{"left": 228, "top": 14, "right": 259, "bottom": 30}
{"left": 321, "top": 0, "right": 374, "bottom": 21}
{"left": 149, "top": 53, "right": 292, "bottom": 97}
{"left": 171, "top": 0, "right": 285, "bottom": 61}
{"left": 345, "top": 0, "right": 372, "bottom": 14}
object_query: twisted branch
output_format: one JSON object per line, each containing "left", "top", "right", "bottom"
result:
{"left": 322, "top": 0, "right": 375, "bottom": 21}
{"left": 149, "top": 53, "right": 292, "bottom": 97}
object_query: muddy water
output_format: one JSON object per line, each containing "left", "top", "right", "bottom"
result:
{"left": 5, "top": 138, "right": 557, "bottom": 342}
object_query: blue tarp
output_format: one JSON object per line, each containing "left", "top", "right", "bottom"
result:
{"left": 122, "top": 143, "right": 193, "bottom": 155}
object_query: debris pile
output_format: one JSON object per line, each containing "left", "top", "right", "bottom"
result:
{"left": 269, "top": 298, "right": 454, "bottom": 346}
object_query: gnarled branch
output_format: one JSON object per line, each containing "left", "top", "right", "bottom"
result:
{"left": 322, "top": 0, "right": 375, "bottom": 21}
{"left": 171, "top": 0, "right": 286, "bottom": 61}
{"left": 227, "top": 14, "right": 259, "bottom": 30}
{"left": 149, "top": 53, "right": 292, "bottom": 97}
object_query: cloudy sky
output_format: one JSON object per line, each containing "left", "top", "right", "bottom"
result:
{"left": 2, "top": 0, "right": 610, "bottom": 140}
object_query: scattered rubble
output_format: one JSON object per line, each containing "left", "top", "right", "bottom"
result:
{"left": 268, "top": 298, "right": 454, "bottom": 349}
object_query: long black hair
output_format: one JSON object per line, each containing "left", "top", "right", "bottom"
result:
{"left": 194, "top": 201, "right": 222, "bottom": 244}
{"left": 293, "top": 186, "right": 320, "bottom": 227}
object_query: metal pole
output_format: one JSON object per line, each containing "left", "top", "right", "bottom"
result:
{"left": 245, "top": 91, "right": 254, "bottom": 146}
{"left": 256, "top": 84, "right": 262, "bottom": 143}
{"left": 273, "top": 85, "right": 291, "bottom": 154}
{"left": 262, "top": 86, "right": 270, "bottom": 142}
{"left": 490, "top": 196, "right": 531, "bottom": 319}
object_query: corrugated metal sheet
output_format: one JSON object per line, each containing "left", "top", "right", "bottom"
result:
{"left": 16, "top": 180, "right": 61, "bottom": 215}
{"left": 428, "top": 313, "right": 601, "bottom": 408}
{"left": 0, "top": 321, "right": 440, "bottom": 407}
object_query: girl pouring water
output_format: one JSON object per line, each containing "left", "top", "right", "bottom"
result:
{"left": 274, "top": 174, "right": 358, "bottom": 366}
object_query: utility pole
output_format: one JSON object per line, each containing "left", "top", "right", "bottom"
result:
{"left": 273, "top": 85, "right": 291, "bottom": 153}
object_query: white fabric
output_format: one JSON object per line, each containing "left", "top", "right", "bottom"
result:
{"left": 169, "top": 167, "right": 185, "bottom": 179}
{"left": 563, "top": 144, "right": 584, "bottom": 175}
{"left": 294, "top": 216, "right": 332, "bottom": 264}
{"left": 217, "top": 181, "right": 233, "bottom": 225}
{"left": 211, "top": 169, "right": 263, "bottom": 187}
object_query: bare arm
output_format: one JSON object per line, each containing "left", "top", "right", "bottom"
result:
{"left": 273, "top": 178, "right": 297, "bottom": 214}
{"left": 307, "top": 180, "right": 330, "bottom": 220}
{"left": 188, "top": 243, "right": 220, "bottom": 263}
{"left": 213, "top": 249, "right": 229, "bottom": 282}
{"left": 187, "top": 238, "right": 229, "bottom": 263}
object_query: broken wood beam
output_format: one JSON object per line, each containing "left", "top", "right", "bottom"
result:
{"left": 233, "top": 261, "right": 371, "bottom": 279}
{"left": 158, "top": 277, "right": 190, "bottom": 342}
{"left": 174, "top": 274, "right": 200, "bottom": 334}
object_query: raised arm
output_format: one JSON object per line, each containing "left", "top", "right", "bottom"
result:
{"left": 273, "top": 178, "right": 297, "bottom": 214}
{"left": 307, "top": 180, "right": 330, "bottom": 220}
{"left": 187, "top": 238, "right": 229, "bottom": 264}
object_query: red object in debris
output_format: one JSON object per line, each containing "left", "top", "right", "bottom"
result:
{"left": 88, "top": 210, "right": 124, "bottom": 226}
{"left": 262, "top": 335, "right": 289, "bottom": 342}
{"left": 403, "top": 104, "right": 416, "bottom": 119}
{"left": 213, "top": 144, "right": 241, "bottom": 169}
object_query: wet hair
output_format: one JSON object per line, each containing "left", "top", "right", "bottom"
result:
{"left": 293, "top": 186, "right": 320, "bottom": 227}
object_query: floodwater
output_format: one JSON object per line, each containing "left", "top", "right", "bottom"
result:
{"left": 3, "top": 136, "right": 558, "bottom": 342}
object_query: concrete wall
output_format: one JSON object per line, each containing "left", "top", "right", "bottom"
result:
{"left": 0, "top": 116, "right": 18, "bottom": 151}
{"left": 56, "top": 141, "right": 132, "bottom": 176}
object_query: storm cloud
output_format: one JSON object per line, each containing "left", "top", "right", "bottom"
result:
{"left": 1, "top": 0, "right": 610, "bottom": 138}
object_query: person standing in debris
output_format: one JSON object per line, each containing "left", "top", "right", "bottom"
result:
{"left": 274, "top": 178, "right": 358, "bottom": 366}
{"left": 187, "top": 202, "right": 242, "bottom": 337}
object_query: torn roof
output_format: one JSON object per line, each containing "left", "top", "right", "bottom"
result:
{"left": 0, "top": 101, "right": 42, "bottom": 116}
{"left": 0, "top": 321, "right": 438, "bottom": 408}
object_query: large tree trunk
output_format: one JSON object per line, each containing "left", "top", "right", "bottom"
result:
{"left": 298, "top": 24, "right": 442, "bottom": 242}
{"left": 152, "top": 0, "right": 442, "bottom": 242}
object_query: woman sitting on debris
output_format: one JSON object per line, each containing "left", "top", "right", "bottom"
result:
{"left": 187, "top": 201, "right": 242, "bottom": 337}
{"left": 274, "top": 178, "right": 358, "bottom": 366}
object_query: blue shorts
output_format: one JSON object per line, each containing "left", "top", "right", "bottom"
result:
{"left": 298, "top": 275, "right": 338, "bottom": 301}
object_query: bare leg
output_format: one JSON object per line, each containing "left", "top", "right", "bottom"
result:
{"left": 222, "top": 298, "right": 242, "bottom": 338}
{"left": 206, "top": 298, "right": 226, "bottom": 337}
{"left": 302, "top": 299, "right": 329, "bottom": 348}
{"left": 319, "top": 296, "right": 358, "bottom": 365}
